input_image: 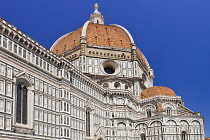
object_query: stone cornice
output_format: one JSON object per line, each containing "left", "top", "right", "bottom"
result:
{"left": 87, "top": 44, "right": 131, "bottom": 52}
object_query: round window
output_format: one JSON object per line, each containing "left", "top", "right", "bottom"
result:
{"left": 101, "top": 60, "right": 120, "bottom": 75}
{"left": 103, "top": 83, "right": 109, "bottom": 88}
{"left": 104, "top": 66, "right": 115, "bottom": 74}
{"left": 114, "top": 82, "right": 120, "bottom": 88}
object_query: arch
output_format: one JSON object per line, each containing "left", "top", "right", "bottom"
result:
{"left": 191, "top": 120, "right": 201, "bottom": 125}
{"left": 166, "top": 120, "right": 177, "bottom": 125}
{"left": 142, "top": 104, "right": 156, "bottom": 111}
{"left": 117, "top": 122, "right": 126, "bottom": 128}
{"left": 179, "top": 120, "right": 189, "bottom": 126}
{"left": 163, "top": 103, "right": 176, "bottom": 110}
{"left": 135, "top": 123, "right": 148, "bottom": 130}
{"left": 149, "top": 121, "right": 162, "bottom": 127}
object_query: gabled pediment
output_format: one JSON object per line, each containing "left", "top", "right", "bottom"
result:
{"left": 15, "top": 72, "right": 33, "bottom": 87}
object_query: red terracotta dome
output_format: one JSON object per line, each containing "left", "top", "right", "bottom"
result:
{"left": 51, "top": 23, "right": 132, "bottom": 55}
{"left": 141, "top": 86, "right": 176, "bottom": 99}
{"left": 50, "top": 4, "right": 150, "bottom": 68}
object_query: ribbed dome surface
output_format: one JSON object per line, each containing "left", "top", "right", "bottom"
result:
{"left": 51, "top": 27, "right": 83, "bottom": 55}
{"left": 141, "top": 86, "right": 176, "bottom": 99}
{"left": 86, "top": 23, "right": 131, "bottom": 48}
{"left": 51, "top": 23, "right": 132, "bottom": 56}
{"left": 50, "top": 22, "right": 150, "bottom": 67}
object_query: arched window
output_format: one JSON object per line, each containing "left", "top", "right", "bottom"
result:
{"left": 86, "top": 107, "right": 91, "bottom": 137}
{"left": 141, "top": 134, "right": 146, "bottom": 140}
{"left": 181, "top": 131, "right": 187, "bottom": 140}
{"left": 146, "top": 109, "right": 152, "bottom": 118}
{"left": 16, "top": 83, "right": 28, "bottom": 124}
{"left": 166, "top": 107, "right": 172, "bottom": 115}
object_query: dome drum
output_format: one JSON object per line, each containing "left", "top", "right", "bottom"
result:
{"left": 100, "top": 60, "right": 120, "bottom": 75}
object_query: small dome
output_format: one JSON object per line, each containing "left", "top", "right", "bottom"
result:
{"left": 141, "top": 86, "right": 176, "bottom": 99}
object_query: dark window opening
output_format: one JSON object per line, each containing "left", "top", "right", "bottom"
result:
{"left": 166, "top": 107, "right": 172, "bottom": 115}
{"left": 16, "top": 83, "right": 27, "bottom": 124}
{"left": 86, "top": 108, "right": 91, "bottom": 137}
{"left": 146, "top": 109, "right": 152, "bottom": 118}
{"left": 181, "top": 131, "right": 187, "bottom": 140}
{"left": 141, "top": 134, "right": 146, "bottom": 140}
{"left": 104, "top": 67, "right": 115, "bottom": 74}
{"left": 114, "top": 82, "right": 120, "bottom": 88}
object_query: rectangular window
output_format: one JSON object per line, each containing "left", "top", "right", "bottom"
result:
{"left": 32, "top": 54, "right": 35, "bottom": 63}
{"left": 3, "top": 38, "right": 7, "bottom": 48}
{"left": 43, "top": 61, "right": 46, "bottom": 69}
{"left": 40, "top": 59, "right": 42, "bottom": 67}
{"left": 0, "top": 35, "right": 2, "bottom": 46}
{"left": 27, "top": 52, "right": 30, "bottom": 61}
{"left": 36, "top": 57, "right": 39, "bottom": 65}
{"left": 18, "top": 47, "right": 22, "bottom": 56}
{"left": 0, "top": 99, "right": 5, "bottom": 112}
{"left": 14, "top": 44, "right": 17, "bottom": 54}
{"left": 47, "top": 63, "right": 49, "bottom": 71}
{"left": 23, "top": 49, "right": 26, "bottom": 59}
{"left": 8, "top": 41, "right": 12, "bottom": 51}
{"left": 50, "top": 64, "right": 52, "bottom": 73}
{"left": 51, "top": 66, "right": 54, "bottom": 74}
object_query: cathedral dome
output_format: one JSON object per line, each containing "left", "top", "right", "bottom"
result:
{"left": 50, "top": 3, "right": 150, "bottom": 68}
{"left": 141, "top": 86, "right": 176, "bottom": 99}
{"left": 51, "top": 23, "right": 133, "bottom": 55}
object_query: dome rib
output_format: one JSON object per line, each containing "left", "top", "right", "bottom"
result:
{"left": 111, "top": 24, "right": 134, "bottom": 44}
{"left": 51, "top": 27, "right": 83, "bottom": 55}
{"left": 50, "top": 32, "right": 72, "bottom": 51}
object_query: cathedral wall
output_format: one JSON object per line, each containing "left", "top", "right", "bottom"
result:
{"left": 0, "top": 23, "right": 204, "bottom": 140}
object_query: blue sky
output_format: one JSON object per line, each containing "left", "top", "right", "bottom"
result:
{"left": 1, "top": 0, "right": 210, "bottom": 137}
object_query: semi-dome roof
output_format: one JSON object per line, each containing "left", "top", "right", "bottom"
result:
{"left": 141, "top": 86, "right": 176, "bottom": 99}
